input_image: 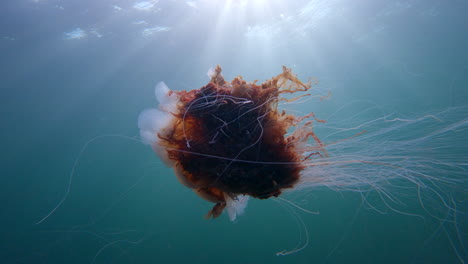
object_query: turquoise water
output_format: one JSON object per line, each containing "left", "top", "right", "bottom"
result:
{"left": 1, "top": 0, "right": 467, "bottom": 263}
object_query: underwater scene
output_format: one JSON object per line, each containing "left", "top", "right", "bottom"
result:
{"left": 0, "top": 0, "right": 467, "bottom": 263}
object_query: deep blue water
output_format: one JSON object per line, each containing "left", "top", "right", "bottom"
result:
{"left": 0, "top": 0, "right": 467, "bottom": 263}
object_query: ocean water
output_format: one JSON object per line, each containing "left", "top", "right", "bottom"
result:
{"left": 0, "top": 0, "right": 467, "bottom": 263}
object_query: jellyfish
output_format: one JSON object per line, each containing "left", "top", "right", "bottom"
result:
{"left": 138, "top": 65, "right": 467, "bottom": 224}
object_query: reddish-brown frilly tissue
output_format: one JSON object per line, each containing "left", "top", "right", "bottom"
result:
{"left": 138, "top": 65, "right": 326, "bottom": 220}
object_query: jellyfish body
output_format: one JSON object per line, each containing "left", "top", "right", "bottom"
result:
{"left": 138, "top": 65, "right": 323, "bottom": 220}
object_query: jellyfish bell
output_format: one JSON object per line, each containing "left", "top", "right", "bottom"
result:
{"left": 138, "top": 65, "right": 324, "bottom": 220}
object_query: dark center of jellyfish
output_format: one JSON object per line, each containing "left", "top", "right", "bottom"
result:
{"left": 181, "top": 83, "right": 303, "bottom": 199}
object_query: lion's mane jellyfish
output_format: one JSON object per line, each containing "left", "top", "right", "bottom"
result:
{"left": 138, "top": 65, "right": 466, "bottom": 226}
{"left": 138, "top": 65, "right": 326, "bottom": 220}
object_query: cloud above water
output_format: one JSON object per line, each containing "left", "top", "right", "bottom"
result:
{"left": 64, "top": 28, "right": 86, "bottom": 40}
{"left": 133, "top": 0, "right": 159, "bottom": 11}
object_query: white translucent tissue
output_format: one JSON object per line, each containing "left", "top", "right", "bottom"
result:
{"left": 225, "top": 194, "right": 250, "bottom": 221}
